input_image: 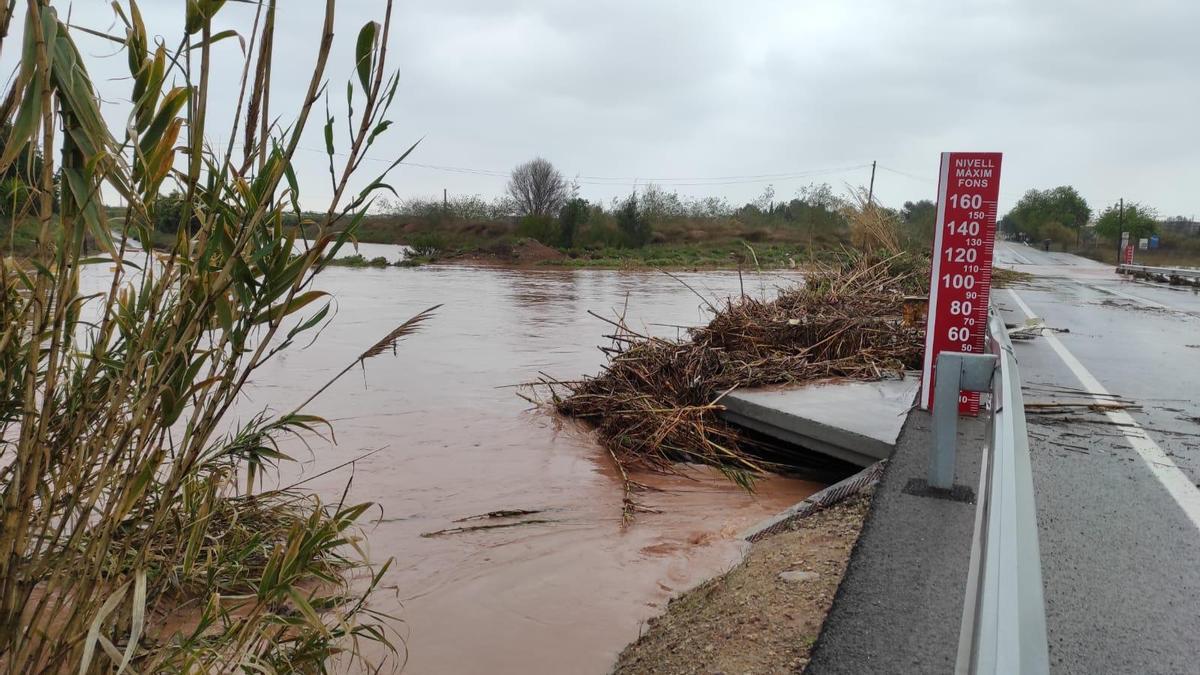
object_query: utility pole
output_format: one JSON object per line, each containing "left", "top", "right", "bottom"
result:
{"left": 1116, "top": 197, "right": 1124, "bottom": 264}
{"left": 867, "top": 160, "right": 877, "bottom": 207}
{"left": 443, "top": 188, "right": 448, "bottom": 212}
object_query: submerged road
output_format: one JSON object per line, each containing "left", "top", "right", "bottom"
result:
{"left": 993, "top": 241, "right": 1200, "bottom": 673}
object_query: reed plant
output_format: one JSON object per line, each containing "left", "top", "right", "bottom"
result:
{"left": 846, "top": 189, "right": 903, "bottom": 255}
{"left": 0, "top": 0, "right": 424, "bottom": 671}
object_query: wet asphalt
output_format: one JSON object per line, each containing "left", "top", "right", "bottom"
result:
{"left": 810, "top": 243, "right": 1200, "bottom": 674}
{"left": 995, "top": 242, "right": 1200, "bottom": 674}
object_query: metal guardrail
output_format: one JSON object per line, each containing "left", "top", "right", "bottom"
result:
{"left": 1117, "top": 263, "right": 1200, "bottom": 283}
{"left": 952, "top": 308, "right": 1050, "bottom": 675}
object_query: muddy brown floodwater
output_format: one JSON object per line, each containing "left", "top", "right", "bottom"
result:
{"left": 228, "top": 255, "right": 821, "bottom": 673}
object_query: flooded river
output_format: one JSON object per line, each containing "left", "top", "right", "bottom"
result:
{"left": 201, "top": 251, "right": 821, "bottom": 673}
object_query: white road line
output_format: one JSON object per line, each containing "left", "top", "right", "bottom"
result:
{"left": 1008, "top": 289, "right": 1200, "bottom": 531}
{"left": 995, "top": 243, "right": 1033, "bottom": 265}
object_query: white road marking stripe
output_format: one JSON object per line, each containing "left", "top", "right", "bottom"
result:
{"left": 1008, "top": 289, "right": 1200, "bottom": 531}
{"left": 1006, "top": 288, "right": 1037, "bottom": 319}
{"left": 1008, "top": 250, "right": 1033, "bottom": 265}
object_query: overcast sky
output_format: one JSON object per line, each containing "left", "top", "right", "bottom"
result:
{"left": 8, "top": 1, "right": 1200, "bottom": 216}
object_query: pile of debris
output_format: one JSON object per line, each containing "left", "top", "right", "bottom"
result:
{"left": 536, "top": 253, "right": 929, "bottom": 501}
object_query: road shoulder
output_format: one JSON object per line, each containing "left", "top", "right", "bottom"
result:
{"left": 805, "top": 411, "right": 984, "bottom": 674}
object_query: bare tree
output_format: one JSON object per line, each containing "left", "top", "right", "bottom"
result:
{"left": 507, "top": 157, "right": 569, "bottom": 217}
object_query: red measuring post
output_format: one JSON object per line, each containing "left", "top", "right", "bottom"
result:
{"left": 921, "top": 152, "right": 1003, "bottom": 415}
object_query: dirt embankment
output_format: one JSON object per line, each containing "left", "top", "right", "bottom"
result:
{"left": 450, "top": 237, "right": 566, "bottom": 265}
{"left": 613, "top": 492, "right": 871, "bottom": 674}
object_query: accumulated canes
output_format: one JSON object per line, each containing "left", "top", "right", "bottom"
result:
{"left": 532, "top": 252, "right": 931, "bottom": 511}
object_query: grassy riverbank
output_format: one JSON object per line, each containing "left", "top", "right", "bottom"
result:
{"left": 100, "top": 184, "right": 932, "bottom": 270}
{"left": 439, "top": 240, "right": 828, "bottom": 270}
{"left": 306, "top": 205, "right": 921, "bottom": 270}
{"left": 2, "top": 217, "right": 60, "bottom": 257}
{"left": 547, "top": 243, "right": 805, "bottom": 269}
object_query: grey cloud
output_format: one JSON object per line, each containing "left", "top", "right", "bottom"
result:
{"left": 4, "top": 0, "right": 1198, "bottom": 215}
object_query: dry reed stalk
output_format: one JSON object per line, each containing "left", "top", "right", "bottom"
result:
{"left": 533, "top": 252, "right": 930, "bottom": 507}
{"left": 845, "top": 188, "right": 904, "bottom": 255}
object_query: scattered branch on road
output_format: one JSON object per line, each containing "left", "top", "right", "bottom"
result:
{"left": 1022, "top": 383, "right": 1132, "bottom": 401}
{"left": 992, "top": 267, "right": 1034, "bottom": 287}
{"left": 1026, "top": 401, "right": 1143, "bottom": 415}
{"left": 1007, "top": 318, "right": 1071, "bottom": 340}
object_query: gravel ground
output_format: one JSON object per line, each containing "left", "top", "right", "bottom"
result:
{"left": 612, "top": 492, "right": 872, "bottom": 675}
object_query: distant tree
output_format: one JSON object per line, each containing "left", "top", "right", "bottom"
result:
{"left": 389, "top": 194, "right": 516, "bottom": 221}
{"left": 901, "top": 199, "right": 936, "bottom": 225}
{"left": 736, "top": 203, "right": 764, "bottom": 220}
{"left": 0, "top": 124, "right": 59, "bottom": 216}
{"left": 1041, "top": 221, "right": 1076, "bottom": 247}
{"left": 515, "top": 213, "right": 559, "bottom": 245}
{"left": 1160, "top": 215, "right": 1199, "bottom": 236}
{"left": 1094, "top": 201, "right": 1158, "bottom": 241}
{"left": 685, "top": 195, "right": 733, "bottom": 219}
{"left": 558, "top": 197, "right": 589, "bottom": 248}
{"left": 782, "top": 183, "right": 846, "bottom": 233}
{"left": 616, "top": 193, "right": 652, "bottom": 247}
{"left": 998, "top": 214, "right": 1017, "bottom": 236}
{"left": 796, "top": 182, "right": 841, "bottom": 210}
{"left": 507, "top": 157, "right": 568, "bottom": 217}
{"left": 752, "top": 184, "right": 776, "bottom": 212}
{"left": 639, "top": 183, "right": 685, "bottom": 220}
{"left": 1004, "top": 186, "right": 1090, "bottom": 241}
{"left": 899, "top": 199, "right": 937, "bottom": 249}
{"left": 151, "top": 190, "right": 194, "bottom": 233}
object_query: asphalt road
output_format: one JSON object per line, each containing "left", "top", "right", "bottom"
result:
{"left": 993, "top": 241, "right": 1200, "bottom": 674}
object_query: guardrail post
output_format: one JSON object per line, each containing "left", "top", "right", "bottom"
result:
{"left": 930, "top": 352, "right": 998, "bottom": 489}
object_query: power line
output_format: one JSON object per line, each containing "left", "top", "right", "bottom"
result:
{"left": 397, "top": 161, "right": 508, "bottom": 177}
{"left": 576, "top": 165, "right": 870, "bottom": 188}
{"left": 873, "top": 163, "right": 936, "bottom": 183}
{"left": 573, "top": 164, "right": 872, "bottom": 184}
{"left": 286, "top": 145, "right": 871, "bottom": 187}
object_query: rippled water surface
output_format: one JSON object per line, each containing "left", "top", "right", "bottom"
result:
{"left": 97, "top": 249, "right": 821, "bottom": 673}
